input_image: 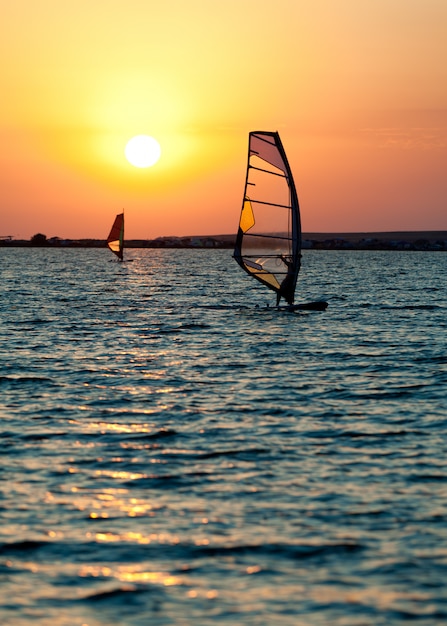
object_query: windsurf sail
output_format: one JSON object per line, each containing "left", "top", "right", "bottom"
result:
{"left": 107, "top": 211, "right": 124, "bottom": 261}
{"left": 234, "top": 131, "right": 301, "bottom": 305}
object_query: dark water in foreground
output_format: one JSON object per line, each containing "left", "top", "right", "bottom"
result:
{"left": 0, "top": 248, "right": 446, "bottom": 625}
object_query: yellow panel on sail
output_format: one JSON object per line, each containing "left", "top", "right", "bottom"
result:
{"left": 243, "top": 259, "right": 280, "bottom": 289}
{"left": 108, "top": 239, "right": 121, "bottom": 253}
{"left": 240, "top": 198, "right": 255, "bottom": 233}
{"left": 246, "top": 267, "right": 280, "bottom": 289}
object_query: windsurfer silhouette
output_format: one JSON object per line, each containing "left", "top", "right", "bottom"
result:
{"left": 276, "top": 254, "right": 301, "bottom": 306}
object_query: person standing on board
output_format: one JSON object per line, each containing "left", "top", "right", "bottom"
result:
{"left": 277, "top": 254, "right": 301, "bottom": 306}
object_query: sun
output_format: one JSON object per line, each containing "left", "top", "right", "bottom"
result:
{"left": 125, "top": 135, "right": 161, "bottom": 168}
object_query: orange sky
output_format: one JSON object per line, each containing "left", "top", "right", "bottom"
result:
{"left": 1, "top": 0, "right": 446, "bottom": 240}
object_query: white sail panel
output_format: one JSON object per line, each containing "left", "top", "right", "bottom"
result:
{"left": 250, "top": 132, "right": 288, "bottom": 174}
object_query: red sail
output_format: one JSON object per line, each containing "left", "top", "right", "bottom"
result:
{"left": 107, "top": 212, "right": 124, "bottom": 261}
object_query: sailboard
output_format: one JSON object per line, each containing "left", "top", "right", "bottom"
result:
{"left": 107, "top": 211, "right": 124, "bottom": 261}
{"left": 234, "top": 131, "right": 327, "bottom": 311}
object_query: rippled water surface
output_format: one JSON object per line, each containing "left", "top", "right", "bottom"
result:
{"left": 1, "top": 248, "right": 446, "bottom": 625}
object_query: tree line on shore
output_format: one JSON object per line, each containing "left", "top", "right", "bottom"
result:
{"left": 1, "top": 232, "right": 446, "bottom": 251}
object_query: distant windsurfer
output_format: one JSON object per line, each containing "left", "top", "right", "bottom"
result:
{"left": 276, "top": 254, "right": 301, "bottom": 306}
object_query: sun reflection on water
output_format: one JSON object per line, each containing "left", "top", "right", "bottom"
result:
{"left": 88, "top": 531, "right": 180, "bottom": 545}
{"left": 74, "top": 420, "right": 156, "bottom": 434}
{"left": 78, "top": 563, "right": 183, "bottom": 587}
{"left": 67, "top": 487, "right": 159, "bottom": 520}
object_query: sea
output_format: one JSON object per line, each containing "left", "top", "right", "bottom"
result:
{"left": 0, "top": 247, "right": 446, "bottom": 626}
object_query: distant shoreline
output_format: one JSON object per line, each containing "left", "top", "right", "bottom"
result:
{"left": 1, "top": 231, "right": 446, "bottom": 251}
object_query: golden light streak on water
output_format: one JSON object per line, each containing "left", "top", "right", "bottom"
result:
{"left": 89, "top": 531, "right": 181, "bottom": 545}
{"left": 118, "top": 570, "right": 182, "bottom": 586}
{"left": 93, "top": 470, "right": 147, "bottom": 480}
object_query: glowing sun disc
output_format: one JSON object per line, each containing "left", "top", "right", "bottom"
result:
{"left": 125, "top": 135, "right": 161, "bottom": 168}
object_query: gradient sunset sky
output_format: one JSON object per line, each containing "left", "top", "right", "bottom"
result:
{"left": 2, "top": 0, "right": 446, "bottom": 240}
